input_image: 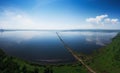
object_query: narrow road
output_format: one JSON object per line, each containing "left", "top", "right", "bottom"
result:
{"left": 56, "top": 32, "right": 96, "bottom": 73}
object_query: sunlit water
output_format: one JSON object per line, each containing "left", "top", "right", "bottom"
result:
{"left": 0, "top": 30, "right": 119, "bottom": 64}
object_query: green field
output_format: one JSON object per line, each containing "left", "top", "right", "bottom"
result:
{"left": 0, "top": 33, "right": 120, "bottom": 73}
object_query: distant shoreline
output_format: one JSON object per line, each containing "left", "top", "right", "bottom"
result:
{"left": 0, "top": 29, "right": 120, "bottom": 32}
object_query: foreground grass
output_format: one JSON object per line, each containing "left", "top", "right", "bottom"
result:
{"left": 53, "top": 63, "right": 88, "bottom": 73}
{"left": 0, "top": 49, "right": 45, "bottom": 73}
{"left": 85, "top": 33, "right": 120, "bottom": 73}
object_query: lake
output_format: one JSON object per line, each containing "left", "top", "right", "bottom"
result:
{"left": 0, "top": 30, "right": 119, "bottom": 64}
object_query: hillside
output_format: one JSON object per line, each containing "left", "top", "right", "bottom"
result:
{"left": 86, "top": 33, "right": 120, "bottom": 73}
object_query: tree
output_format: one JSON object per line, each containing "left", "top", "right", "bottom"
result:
{"left": 34, "top": 67, "right": 39, "bottom": 73}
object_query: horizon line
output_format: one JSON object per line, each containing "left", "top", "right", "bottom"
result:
{"left": 0, "top": 29, "right": 120, "bottom": 31}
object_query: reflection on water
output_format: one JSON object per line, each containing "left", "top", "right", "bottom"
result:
{"left": 59, "top": 31, "right": 118, "bottom": 54}
{"left": 0, "top": 31, "right": 119, "bottom": 64}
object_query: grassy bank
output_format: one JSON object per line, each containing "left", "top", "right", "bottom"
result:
{"left": 84, "top": 33, "right": 120, "bottom": 73}
{"left": 0, "top": 49, "right": 45, "bottom": 73}
{"left": 0, "top": 48, "right": 88, "bottom": 73}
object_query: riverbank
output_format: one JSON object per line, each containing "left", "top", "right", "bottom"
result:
{"left": 81, "top": 33, "right": 120, "bottom": 73}
{"left": 0, "top": 48, "right": 88, "bottom": 73}
{"left": 0, "top": 48, "right": 45, "bottom": 73}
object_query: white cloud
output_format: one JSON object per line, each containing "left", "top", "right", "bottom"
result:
{"left": 86, "top": 14, "right": 119, "bottom": 25}
{"left": 0, "top": 10, "right": 36, "bottom": 29}
{"left": 104, "top": 18, "right": 119, "bottom": 24}
{"left": 1, "top": 9, "right": 92, "bottom": 30}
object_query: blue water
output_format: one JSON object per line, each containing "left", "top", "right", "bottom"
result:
{"left": 0, "top": 30, "right": 119, "bottom": 64}
{"left": 59, "top": 31, "right": 118, "bottom": 54}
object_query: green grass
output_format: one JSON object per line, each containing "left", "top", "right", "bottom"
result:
{"left": 53, "top": 63, "right": 88, "bottom": 73}
{"left": 86, "top": 33, "right": 120, "bottom": 73}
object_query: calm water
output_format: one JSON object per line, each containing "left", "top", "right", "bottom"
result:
{"left": 0, "top": 30, "right": 119, "bottom": 64}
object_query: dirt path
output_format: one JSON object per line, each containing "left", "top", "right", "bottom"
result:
{"left": 56, "top": 32, "right": 96, "bottom": 73}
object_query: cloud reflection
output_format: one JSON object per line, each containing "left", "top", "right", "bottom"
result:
{"left": 85, "top": 32, "right": 117, "bottom": 46}
{"left": 0, "top": 31, "right": 55, "bottom": 44}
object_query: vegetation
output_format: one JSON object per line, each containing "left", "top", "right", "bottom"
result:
{"left": 0, "top": 48, "right": 88, "bottom": 73}
{"left": 0, "top": 49, "right": 45, "bottom": 73}
{"left": 52, "top": 63, "right": 88, "bottom": 73}
{"left": 84, "top": 33, "right": 120, "bottom": 73}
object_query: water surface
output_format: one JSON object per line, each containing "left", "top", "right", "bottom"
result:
{"left": 0, "top": 30, "right": 119, "bottom": 64}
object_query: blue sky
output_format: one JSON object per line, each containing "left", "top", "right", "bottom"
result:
{"left": 0, "top": 0, "right": 120, "bottom": 29}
